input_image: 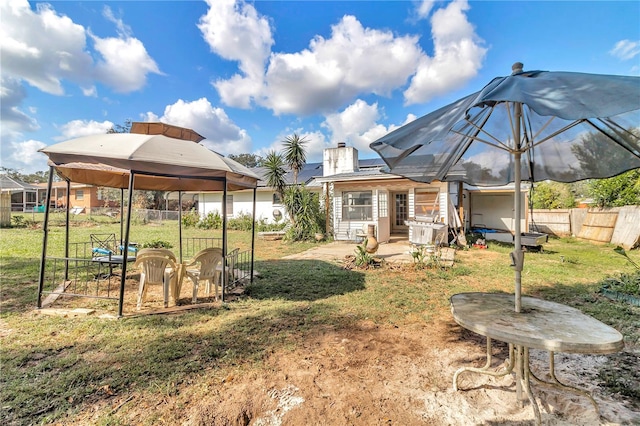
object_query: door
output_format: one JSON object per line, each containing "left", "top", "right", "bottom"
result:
{"left": 391, "top": 192, "right": 408, "bottom": 234}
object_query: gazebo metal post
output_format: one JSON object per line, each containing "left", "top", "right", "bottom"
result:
{"left": 63, "top": 179, "right": 71, "bottom": 281}
{"left": 37, "top": 167, "right": 54, "bottom": 308}
{"left": 178, "top": 191, "right": 183, "bottom": 262}
{"left": 221, "top": 180, "right": 228, "bottom": 302}
{"left": 120, "top": 189, "right": 125, "bottom": 245}
{"left": 250, "top": 187, "right": 256, "bottom": 284}
{"left": 118, "top": 172, "right": 136, "bottom": 317}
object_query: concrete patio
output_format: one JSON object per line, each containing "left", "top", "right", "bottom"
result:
{"left": 283, "top": 236, "right": 415, "bottom": 263}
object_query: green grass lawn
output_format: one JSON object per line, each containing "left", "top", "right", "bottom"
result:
{"left": 1, "top": 219, "right": 639, "bottom": 424}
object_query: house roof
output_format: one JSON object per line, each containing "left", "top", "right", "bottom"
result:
{"left": 357, "top": 157, "right": 386, "bottom": 168}
{"left": 253, "top": 162, "right": 323, "bottom": 187}
{"left": 314, "top": 167, "right": 410, "bottom": 184}
{"left": 0, "top": 175, "right": 40, "bottom": 192}
{"left": 252, "top": 158, "right": 389, "bottom": 189}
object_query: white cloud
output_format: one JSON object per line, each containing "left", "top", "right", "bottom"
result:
{"left": 416, "top": 1, "right": 436, "bottom": 19}
{"left": 263, "top": 16, "right": 422, "bottom": 115}
{"left": 142, "top": 98, "right": 252, "bottom": 155}
{"left": 404, "top": 0, "right": 487, "bottom": 105}
{"left": 609, "top": 39, "right": 640, "bottom": 61}
{"left": 0, "top": 0, "right": 93, "bottom": 95}
{"left": 5, "top": 139, "right": 48, "bottom": 173}
{"left": 56, "top": 119, "right": 115, "bottom": 140}
{"left": 0, "top": 77, "right": 39, "bottom": 135}
{"left": 0, "top": 0, "right": 162, "bottom": 96}
{"left": 102, "top": 5, "right": 133, "bottom": 38}
{"left": 321, "top": 99, "right": 408, "bottom": 157}
{"left": 199, "top": 0, "right": 273, "bottom": 107}
{"left": 201, "top": 0, "right": 484, "bottom": 117}
{"left": 91, "top": 35, "right": 162, "bottom": 93}
{"left": 255, "top": 129, "right": 329, "bottom": 164}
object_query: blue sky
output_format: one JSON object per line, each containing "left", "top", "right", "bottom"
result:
{"left": 2, "top": 0, "right": 639, "bottom": 174}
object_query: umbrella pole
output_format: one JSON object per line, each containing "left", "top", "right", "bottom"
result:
{"left": 513, "top": 102, "right": 526, "bottom": 405}
{"left": 514, "top": 150, "right": 522, "bottom": 313}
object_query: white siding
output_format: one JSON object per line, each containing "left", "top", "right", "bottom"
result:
{"left": 199, "top": 190, "right": 288, "bottom": 223}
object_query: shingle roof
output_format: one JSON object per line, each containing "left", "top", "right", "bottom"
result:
{"left": 252, "top": 157, "right": 388, "bottom": 188}
{"left": 0, "top": 175, "right": 40, "bottom": 191}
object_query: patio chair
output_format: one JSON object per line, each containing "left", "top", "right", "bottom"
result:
{"left": 134, "top": 248, "right": 178, "bottom": 309}
{"left": 184, "top": 247, "right": 224, "bottom": 302}
{"left": 90, "top": 233, "right": 137, "bottom": 277}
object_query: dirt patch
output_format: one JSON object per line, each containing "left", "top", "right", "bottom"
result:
{"left": 173, "top": 321, "right": 637, "bottom": 425}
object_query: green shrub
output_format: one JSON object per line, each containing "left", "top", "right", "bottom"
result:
{"left": 182, "top": 209, "right": 200, "bottom": 228}
{"left": 256, "top": 219, "right": 286, "bottom": 232}
{"left": 141, "top": 239, "right": 173, "bottom": 249}
{"left": 197, "top": 211, "right": 222, "bottom": 230}
{"left": 227, "top": 212, "right": 254, "bottom": 231}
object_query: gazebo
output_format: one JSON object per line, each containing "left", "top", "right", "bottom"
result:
{"left": 37, "top": 123, "right": 259, "bottom": 316}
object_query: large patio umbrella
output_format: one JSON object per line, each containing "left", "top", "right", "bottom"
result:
{"left": 371, "top": 62, "right": 640, "bottom": 312}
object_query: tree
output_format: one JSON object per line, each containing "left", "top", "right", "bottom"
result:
{"left": 531, "top": 181, "right": 576, "bottom": 209}
{"left": 228, "top": 153, "right": 264, "bottom": 168}
{"left": 282, "top": 185, "right": 325, "bottom": 240}
{"left": 0, "top": 167, "right": 52, "bottom": 183}
{"left": 571, "top": 127, "right": 640, "bottom": 178}
{"left": 282, "top": 133, "right": 308, "bottom": 184}
{"left": 587, "top": 169, "right": 640, "bottom": 207}
{"left": 262, "top": 142, "right": 324, "bottom": 241}
{"left": 263, "top": 151, "right": 287, "bottom": 198}
{"left": 107, "top": 119, "right": 132, "bottom": 134}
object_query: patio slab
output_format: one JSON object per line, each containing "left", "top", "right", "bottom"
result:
{"left": 283, "top": 238, "right": 415, "bottom": 263}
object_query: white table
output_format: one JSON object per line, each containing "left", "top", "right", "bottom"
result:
{"left": 450, "top": 292, "right": 624, "bottom": 425}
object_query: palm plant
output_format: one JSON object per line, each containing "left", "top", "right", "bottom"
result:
{"left": 263, "top": 151, "right": 287, "bottom": 199}
{"left": 282, "top": 133, "right": 308, "bottom": 184}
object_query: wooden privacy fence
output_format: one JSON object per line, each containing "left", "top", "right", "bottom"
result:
{"left": 530, "top": 206, "right": 640, "bottom": 249}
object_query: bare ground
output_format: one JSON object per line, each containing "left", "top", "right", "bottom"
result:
{"left": 71, "top": 318, "right": 639, "bottom": 426}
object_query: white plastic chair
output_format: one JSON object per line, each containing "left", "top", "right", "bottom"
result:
{"left": 184, "top": 248, "right": 224, "bottom": 302}
{"left": 134, "top": 248, "right": 178, "bottom": 309}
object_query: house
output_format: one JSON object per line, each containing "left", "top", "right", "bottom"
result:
{"left": 316, "top": 143, "right": 451, "bottom": 243}
{"left": 197, "top": 161, "right": 323, "bottom": 225}
{"left": 0, "top": 175, "right": 39, "bottom": 212}
{"left": 198, "top": 143, "right": 529, "bottom": 244}
{"left": 34, "top": 181, "right": 119, "bottom": 214}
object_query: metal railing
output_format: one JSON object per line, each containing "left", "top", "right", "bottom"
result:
{"left": 39, "top": 257, "right": 123, "bottom": 302}
{"left": 183, "top": 237, "right": 222, "bottom": 260}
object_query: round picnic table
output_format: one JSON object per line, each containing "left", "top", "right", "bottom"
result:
{"left": 450, "top": 292, "right": 624, "bottom": 425}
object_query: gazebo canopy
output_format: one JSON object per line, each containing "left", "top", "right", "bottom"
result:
{"left": 39, "top": 132, "right": 258, "bottom": 191}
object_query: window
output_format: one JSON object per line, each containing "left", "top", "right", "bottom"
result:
{"left": 273, "top": 193, "right": 282, "bottom": 205}
{"left": 75, "top": 190, "right": 84, "bottom": 201}
{"left": 225, "top": 195, "right": 233, "bottom": 216}
{"left": 342, "top": 191, "right": 372, "bottom": 221}
{"left": 378, "top": 191, "right": 388, "bottom": 218}
{"left": 415, "top": 189, "right": 439, "bottom": 217}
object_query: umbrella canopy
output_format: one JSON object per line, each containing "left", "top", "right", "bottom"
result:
{"left": 371, "top": 62, "right": 640, "bottom": 312}
{"left": 39, "top": 133, "right": 258, "bottom": 191}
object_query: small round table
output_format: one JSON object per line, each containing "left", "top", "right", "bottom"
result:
{"left": 450, "top": 292, "right": 624, "bottom": 425}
